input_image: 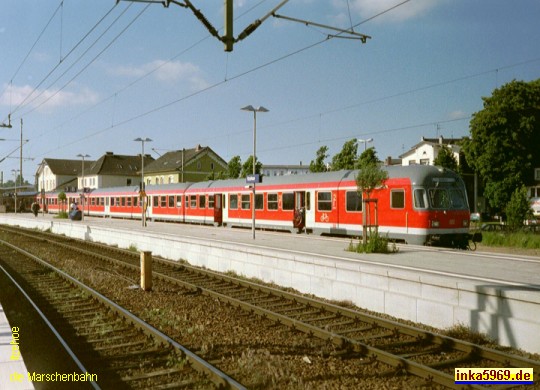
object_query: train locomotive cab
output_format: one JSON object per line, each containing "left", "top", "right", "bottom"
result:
{"left": 410, "top": 168, "right": 471, "bottom": 248}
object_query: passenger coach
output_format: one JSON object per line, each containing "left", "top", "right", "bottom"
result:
{"left": 40, "top": 165, "right": 471, "bottom": 247}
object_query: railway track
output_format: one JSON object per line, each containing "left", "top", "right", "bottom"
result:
{"left": 1, "top": 225, "right": 539, "bottom": 389}
{"left": 0, "top": 229, "right": 245, "bottom": 389}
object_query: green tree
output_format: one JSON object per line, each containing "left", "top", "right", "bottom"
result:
{"left": 331, "top": 139, "right": 358, "bottom": 170}
{"left": 309, "top": 146, "right": 329, "bottom": 173}
{"left": 227, "top": 156, "right": 242, "bottom": 179}
{"left": 356, "top": 152, "right": 388, "bottom": 245}
{"left": 462, "top": 79, "right": 540, "bottom": 211}
{"left": 433, "top": 145, "right": 458, "bottom": 171}
{"left": 241, "top": 155, "right": 262, "bottom": 178}
{"left": 58, "top": 191, "right": 67, "bottom": 213}
{"left": 356, "top": 147, "right": 378, "bottom": 168}
{"left": 506, "top": 186, "right": 533, "bottom": 230}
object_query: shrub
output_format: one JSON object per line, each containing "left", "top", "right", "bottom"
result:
{"left": 348, "top": 232, "right": 398, "bottom": 254}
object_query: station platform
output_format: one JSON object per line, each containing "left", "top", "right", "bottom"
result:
{"left": 1, "top": 213, "right": 539, "bottom": 355}
{"left": 0, "top": 302, "right": 34, "bottom": 390}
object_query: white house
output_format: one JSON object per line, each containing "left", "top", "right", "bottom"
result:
{"left": 400, "top": 136, "right": 462, "bottom": 166}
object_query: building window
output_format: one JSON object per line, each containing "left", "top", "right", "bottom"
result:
{"left": 420, "top": 159, "right": 429, "bottom": 165}
{"left": 197, "top": 161, "right": 202, "bottom": 171}
{"left": 535, "top": 168, "right": 540, "bottom": 181}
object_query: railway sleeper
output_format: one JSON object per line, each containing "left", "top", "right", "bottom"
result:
{"left": 336, "top": 324, "right": 375, "bottom": 336}
{"left": 121, "top": 367, "right": 186, "bottom": 382}
{"left": 93, "top": 339, "right": 150, "bottom": 351}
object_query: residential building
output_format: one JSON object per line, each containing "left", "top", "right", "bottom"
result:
{"left": 143, "top": 145, "right": 227, "bottom": 185}
{"left": 83, "top": 152, "right": 154, "bottom": 189}
{"left": 399, "top": 136, "right": 463, "bottom": 166}
{"left": 36, "top": 158, "right": 94, "bottom": 192}
{"left": 262, "top": 164, "right": 310, "bottom": 176}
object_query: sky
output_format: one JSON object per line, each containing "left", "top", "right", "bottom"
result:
{"left": 0, "top": 0, "right": 539, "bottom": 183}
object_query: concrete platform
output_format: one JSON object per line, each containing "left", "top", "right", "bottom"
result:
{"left": 0, "top": 304, "right": 34, "bottom": 390}
{"left": 1, "top": 213, "right": 539, "bottom": 355}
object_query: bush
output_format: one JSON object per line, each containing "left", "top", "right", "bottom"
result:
{"left": 348, "top": 232, "right": 398, "bottom": 254}
{"left": 506, "top": 186, "right": 533, "bottom": 230}
{"left": 56, "top": 211, "right": 68, "bottom": 219}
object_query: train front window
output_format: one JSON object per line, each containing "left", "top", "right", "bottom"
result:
{"left": 429, "top": 188, "right": 466, "bottom": 209}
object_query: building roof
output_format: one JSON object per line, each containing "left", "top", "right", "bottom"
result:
{"left": 86, "top": 152, "right": 154, "bottom": 176}
{"left": 144, "top": 145, "right": 227, "bottom": 174}
{"left": 42, "top": 158, "right": 95, "bottom": 176}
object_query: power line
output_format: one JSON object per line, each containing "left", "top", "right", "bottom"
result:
{"left": 9, "top": 3, "right": 128, "bottom": 118}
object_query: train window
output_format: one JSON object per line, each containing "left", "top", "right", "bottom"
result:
{"left": 317, "top": 192, "right": 332, "bottom": 211}
{"left": 346, "top": 191, "right": 362, "bottom": 212}
{"left": 190, "top": 195, "right": 197, "bottom": 208}
{"left": 176, "top": 195, "right": 182, "bottom": 208}
{"left": 230, "top": 194, "right": 238, "bottom": 210}
{"left": 127, "top": 197, "right": 132, "bottom": 207}
{"left": 121, "top": 197, "right": 126, "bottom": 207}
{"left": 306, "top": 192, "right": 311, "bottom": 211}
{"left": 208, "top": 195, "right": 214, "bottom": 209}
{"left": 168, "top": 196, "right": 175, "bottom": 208}
{"left": 255, "top": 194, "right": 263, "bottom": 210}
{"left": 199, "top": 195, "right": 206, "bottom": 209}
{"left": 282, "top": 193, "right": 294, "bottom": 210}
{"left": 153, "top": 196, "right": 159, "bottom": 207}
{"left": 160, "top": 196, "right": 166, "bottom": 207}
{"left": 414, "top": 189, "right": 427, "bottom": 209}
{"left": 449, "top": 189, "right": 466, "bottom": 209}
{"left": 429, "top": 189, "right": 450, "bottom": 209}
{"left": 391, "top": 190, "right": 405, "bottom": 209}
{"left": 241, "top": 194, "right": 250, "bottom": 210}
{"left": 268, "top": 193, "right": 278, "bottom": 210}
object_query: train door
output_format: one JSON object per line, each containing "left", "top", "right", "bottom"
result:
{"left": 293, "top": 191, "right": 306, "bottom": 232}
{"left": 214, "top": 193, "right": 223, "bottom": 226}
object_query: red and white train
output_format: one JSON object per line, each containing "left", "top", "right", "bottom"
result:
{"left": 39, "top": 165, "right": 473, "bottom": 247}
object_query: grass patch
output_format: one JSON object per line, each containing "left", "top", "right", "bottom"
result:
{"left": 128, "top": 244, "right": 138, "bottom": 252}
{"left": 480, "top": 231, "right": 540, "bottom": 250}
{"left": 347, "top": 232, "right": 398, "bottom": 254}
{"left": 55, "top": 211, "right": 68, "bottom": 219}
{"left": 443, "top": 323, "right": 494, "bottom": 346}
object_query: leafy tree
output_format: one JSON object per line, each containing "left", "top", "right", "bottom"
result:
{"left": 227, "top": 155, "right": 242, "bottom": 179}
{"left": 331, "top": 139, "right": 358, "bottom": 170}
{"left": 309, "top": 146, "right": 329, "bottom": 173}
{"left": 356, "top": 151, "right": 388, "bottom": 245}
{"left": 506, "top": 186, "right": 533, "bottom": 230}
{"left": 58, "top": 191, "right": 67, "bottom": 213}
{"left": 241, "top": 155, "right": 262, "bottom": 178}
{"left": 434, "top": 145, "right": 458, "bottom": 171}
{"left": 356, "top": 147, "right": 378, "bottom": 168}
{"left": 462, "top": 79, "right": 540, "bottom": 211}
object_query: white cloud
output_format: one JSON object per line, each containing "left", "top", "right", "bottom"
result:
{"left": 109, "top": 60, "right": 210, "bottom": 91}
{"left": 0, "top": 83, "right": 99, "bottom": 112}
{"left": 334, "top": 0, "right": 436, "bottom": 23}
{"left": 448, "top": 110, "right": 468, "bottom": 120}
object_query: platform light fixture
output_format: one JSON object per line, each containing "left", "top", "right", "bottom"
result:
{"left": 358, "top": 138, "right": 373, "bottom": 151}
{"left": 241, "top": 105, "right": 269, "bottom": 240}
{"left": 134, "top": 137, "right": 152, "bottom": 227}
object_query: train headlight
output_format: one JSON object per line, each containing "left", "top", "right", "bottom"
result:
{"left": 462, "top": 219, "right": 469, "bottom": 227}
{"left": 431, "top": 220, "right": 440, "bottom": 228}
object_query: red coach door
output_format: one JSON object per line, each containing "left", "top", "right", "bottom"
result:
{"left": 293, "top": 191, "right": 306, "bottom": 233}
{"left": 213, "top": 194, "right": 223, "bottom": 226}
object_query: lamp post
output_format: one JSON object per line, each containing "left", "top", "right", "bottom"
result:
{"left": 241, "top": 105, "right": 269, "bottom": 239}
{"left": 77, "top": 154, "right": 90, "bottom": 220}
{"left": 358, "top": 138, "right": 373, "bottom": 151}
{"left": 134, "top": 137, "right": 152, "bottom": 227}
{"left": 11, "top": 169, "right": 19, "bottom": 213}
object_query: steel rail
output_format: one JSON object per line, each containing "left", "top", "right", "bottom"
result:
{"left": 0, "top": 237, "right": 246, "bottom": 390}
{"left": 2, "top": 226, "right": 539, "bottom": 388}
{"left": 0, "top": 262, "right": 101, "bottom": 390}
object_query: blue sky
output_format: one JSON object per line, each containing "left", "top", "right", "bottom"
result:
{"left": 0, "top": 0, "right": 539, "bottom": 182}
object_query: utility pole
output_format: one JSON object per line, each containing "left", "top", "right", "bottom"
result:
{"left": 20, "top": 118, "right": 23, "bottom": 186}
